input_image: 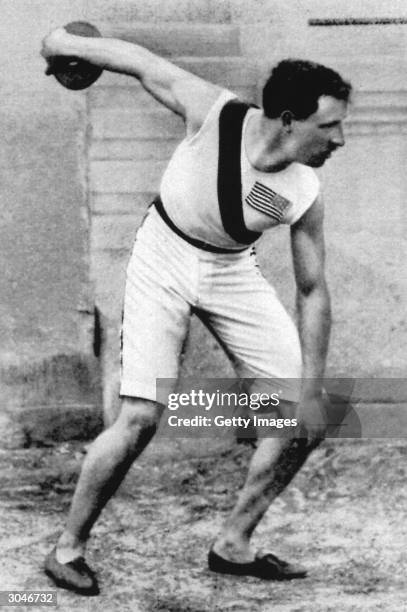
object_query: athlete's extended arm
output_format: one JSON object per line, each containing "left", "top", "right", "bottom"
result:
{"left": 41, "top": 28, "right": 222, "bottom": 134}
{"left": 290, "top": 195, "right": 331, "bottom": 440}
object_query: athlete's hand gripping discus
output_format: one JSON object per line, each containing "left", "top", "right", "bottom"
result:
{"left": 45, "top": 21, "right": 103, "bottom": 90}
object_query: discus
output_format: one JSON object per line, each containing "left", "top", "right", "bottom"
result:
{"left": 45, "top": 21, "right": 103, "bottom": 90}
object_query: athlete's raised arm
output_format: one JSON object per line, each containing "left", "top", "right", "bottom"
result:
{"left": 41, "top": 27, "right": 222, "bottom": 135}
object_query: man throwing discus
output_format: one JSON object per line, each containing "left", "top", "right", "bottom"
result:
{"left": 41, "top": 26, "right": 351, "bottom": 596}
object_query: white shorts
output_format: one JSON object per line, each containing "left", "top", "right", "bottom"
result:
{"left": 120, "top": 206, "right": 302, "bottom": 403}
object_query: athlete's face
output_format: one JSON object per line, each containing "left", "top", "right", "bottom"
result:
{"left": 292, "top": 95, "right": 348, "bottom": 167}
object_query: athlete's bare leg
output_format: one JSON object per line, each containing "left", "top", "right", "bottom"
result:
{"left": 213, "top": 430, "right": 321, "bottom": 562}
{"left": 55, "top": 397, "right": 164, "bottom": 563}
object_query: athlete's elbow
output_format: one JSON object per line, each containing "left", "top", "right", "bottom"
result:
{"left": 297, "top": 280, "right": 331, "bottom": 316}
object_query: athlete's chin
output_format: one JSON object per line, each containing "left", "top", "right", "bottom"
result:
{"left": 306, "top": 154, "right": 331, "bottom": 168}
{"left": 309, "top": 159, "right": 325, "bottom": 168}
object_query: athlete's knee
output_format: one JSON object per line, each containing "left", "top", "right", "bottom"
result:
{"left": 116, "top": 397, "right": 163, "bottom": 438}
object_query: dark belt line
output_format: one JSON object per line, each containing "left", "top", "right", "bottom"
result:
{"left": 153, "top": 197, "right": 249, "bottom": 255}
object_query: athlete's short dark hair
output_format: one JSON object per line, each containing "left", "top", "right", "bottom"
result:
{"left": 262, "top": 59, "right": 352, "bottom": 120}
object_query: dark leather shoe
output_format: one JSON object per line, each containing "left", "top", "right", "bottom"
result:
{"left": 208, "top": 548, "right": 307, "bottom": 580}
{"left": 44, "top": 547, "right": 100, "bottom": 596}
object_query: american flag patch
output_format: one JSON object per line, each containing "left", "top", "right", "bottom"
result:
{"left": 245, "top": 182, "right": 291, "bottom": 222}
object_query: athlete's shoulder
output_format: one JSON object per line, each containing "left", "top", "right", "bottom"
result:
{"left": 283, "top": 164, "right": 321, "bottom": 225}
{"left": 186, "top": 88, "right": 238, "bottom": 138}
{"left": 294, "top": 163, "right": 321, "bottom": 194}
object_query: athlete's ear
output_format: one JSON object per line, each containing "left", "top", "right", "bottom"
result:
{"left": 281, "top": 110, "right": 294, "bottom": 130}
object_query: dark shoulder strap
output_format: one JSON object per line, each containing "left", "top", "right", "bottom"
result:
{"left": 217, "top": 99, "right": 261, "bottom": 245}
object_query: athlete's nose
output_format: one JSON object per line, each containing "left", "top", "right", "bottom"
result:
{"left": 331, "top": 124, "right": 345, "bottom": 148}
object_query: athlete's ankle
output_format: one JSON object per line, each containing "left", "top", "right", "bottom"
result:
{"left": 55, "top": 531, "right": 86, "bottom": 564}
{"left": 212, "top": 534, "right": 254, "bottom": 563}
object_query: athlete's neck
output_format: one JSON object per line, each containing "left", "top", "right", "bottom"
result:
{"left": 244, "top": 111, "right": 293, "bottom": 172}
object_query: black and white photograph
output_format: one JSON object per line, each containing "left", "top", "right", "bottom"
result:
{"left": 0, "top": 1, "right": 406, "bottom": 610}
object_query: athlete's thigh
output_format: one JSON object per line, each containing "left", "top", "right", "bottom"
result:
{"left": 203, "top": 252, "right": 302, "bottom": 384}
{"left": 120, "top": 211, "right": 194, "bottom": 402}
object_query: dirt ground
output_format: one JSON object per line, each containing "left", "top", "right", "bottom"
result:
{"left": 1, "top": 436, "right": 407, "bottom": 612}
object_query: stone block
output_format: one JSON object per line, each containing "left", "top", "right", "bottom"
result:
{"left": 86, "top": 0, "right": 232, "bottom": 24}
{"left": 90, "top": 138, "right": 178, "bottom": 161}
{"left": 91, "top": 108, "right": 184, "bottom": 139}
{"left": 91, "top": 213, "right": 146, "bottom": 250}
{"left": 91, "top": 192, "right": 155, "bottom": 214}
{"left": 91, "top": 248, "right": 130, "bottom": 317}
{"left": 90, "top": 160, "right": 166, "bottom": 193}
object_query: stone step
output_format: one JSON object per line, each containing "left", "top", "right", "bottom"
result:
{"left": 91, "top": 212, "right": 146, "bottom": 251}
{"left": 91, "top": 193, "right": 156, "bottom": 215}
{"left": 100, "top": 23, "right": 241, "bottom": 57}
{"left": 90, "top": 138, "right": 179, "bottom": 161}
{"left": 264, "top": 53, "right": 407, "bottom": 92}
{"left": 86, "top": 0, "right": 232, "bottom": 25}
{"left": 90, "top": 109, "right": 185, "bottom": 140}
{"left": 90, "top": 160, "right": 166, "bottom": 193}
{"left": 288, "top": 25, "right": 407, "bottom": 61}
{"left": 303, "top": 0, "right": 407, "bottom": 19}
{"left": 91, "top": 249, "right": 130, "bottom": 318}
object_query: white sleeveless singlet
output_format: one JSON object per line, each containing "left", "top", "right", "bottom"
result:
{"left": 159, "top": 90, "right": 320, "bottom": 250}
